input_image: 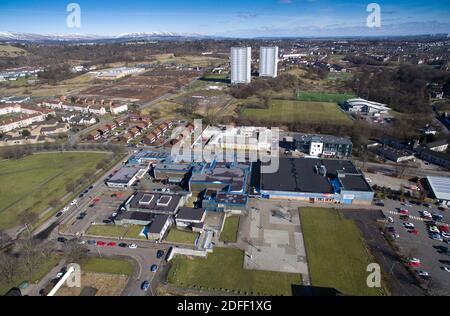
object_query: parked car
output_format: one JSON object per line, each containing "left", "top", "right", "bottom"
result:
{"left": 404, "top": 223, "right": 415, "bottom": 230}
{"left": 103, "top": 219, "right": 112, "bottom": 224}
{"left": 388, "top": 217, "right": 394, "bottom": 223}
{"left": 107, "top": 242, "right": 116, "bottom": 247}
{"left": 55, "top": 212, "right": 63, "bottom": 218}
{"left": 87, "top": 240, "right": 96, "bottom": 245}
{"left": 118, "top": 243, "right": 127, "bottom": 248}
{"left": 399, "top": 209, "right": 409, "bottom": 215}
{"left": 141, "top": 281, "right": 150, "bottom": 291}
{"left": 431, "top": 233, "right": 443, "bottom": 242}
{"left": 70, "top": 199, "right": 77, "bottom": 206}
{"left": 417, "top": 271, "right": 429, "bottom": 278}
{"left": 442, "top": 232, "right": 450, "bottom": 239}
{"left": 96, "top": 241, "right": 106, "bottom": 246}
{"left": 57, "top": 237, "right": 67, "bottom": 243}
{"left": 409, "top": 229, "right": 419, "bottom": 235}
{"left": 150, "top": 264, "right": 158, "bottom": 273}
{"left": 441, "top": 266, "right": 450, "bottom": 273}
{"left": 408, "top": 258, "right": 421, "bottom": 268}
{"left": 78, "top": 194, "right": 84, "bottom": 198}
{"left": 128, "top": 244, "right": 138, "bottom": 249}
{"left": 429, "top": 226, "right": 440, "bottom": 234}
{"left": 157, "top": 250, "right": 165, "bottom": 259}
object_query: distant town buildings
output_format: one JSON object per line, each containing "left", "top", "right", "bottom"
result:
{"left": 230, "top": 47, "right": 252, "bottom": 84}
{"left": 280, "top": 133, "right": 353, "bottom": 158}
{"left": 259, "top": 46, "right": 278, "bottom": 78}
{"left": 91, "top": 67, "right": 145, "bottom": 80}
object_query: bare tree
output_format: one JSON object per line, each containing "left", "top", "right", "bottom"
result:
{"left": 0, "top": 231, "right": 12, "bottom": 249}
{"left": 64, "top": 240, "right": 88, "bottom": 263}
{"left": 0, "top": 253, "right": 19, "bottom": 284}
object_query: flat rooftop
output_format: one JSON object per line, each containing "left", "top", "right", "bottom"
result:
{"left": 128, "top": 191, "right": 182, "bottom": 214}
{"left": 260, "top": 157, "right": 362, "bottom": 194}
{"left": 176, "top": 207, "right": 206, "bottom": 221}
{"left": 339, "top": 174, "right": 372, "bottom": 192}
{"left": 107, "top": 166, "right": 141, "bottom": 184}
{"left": 427, "top": 176, "right": 450, "bottom": 201}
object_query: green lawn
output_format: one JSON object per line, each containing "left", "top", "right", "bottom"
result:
{"left": 0, "top": 254, "right": 60, "bottom": 295}
{"left": 296, "top": 91, "right": 356, "bottom": 103}
{"left": 241, "top": 99, "right": 352, "bottom": 125}
{"left": 0, "top": 152, "right": 110, "bottom": 230}
{"left": 86, "top": 225, "right": 127, "bottom": 238}
{"left": 220, "top": 215, "right": 240, "bottom": 243}
{"left": 166, "top": 228, "right": 198, "bottom": 244}
{"left": 300, "top": 208, "right": 382, "bottom": 296}
{"left": 168, "top": 248, "right": 301, "bottom": 295}
{"left": 124, "top": 225, "right": 147, "bottom": 240}
{"left": 82, "top": 257, "right": 133, "bottom": 276}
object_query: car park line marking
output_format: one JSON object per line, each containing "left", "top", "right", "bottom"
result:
{"left": 387, "top": 211, "right": 450, "bottom": 227}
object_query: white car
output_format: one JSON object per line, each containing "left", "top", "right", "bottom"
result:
{"left": 56, "top": 272, "right": 64, "bottom": 278}
{"left": 62, "top": 206, "right": 70, "bottom": 213}
{"left": 365, "top": 177, "right": 372, "bottom": 183}
{"left": 417, "top": 271, "right": 429, "bottom": 278}
{"left": 422, "top": 210, "right": 432, "bottom": 218}
{"left": 70, "top": 199, "right": 77, "bottom": 206}
{"left": 111, "top": 212, "right": 118, "bottom": 218}
{"left": 128, "top": 244, "right": 138, "bottom": 249}
{"left": 429, "top": 226, "right": 440, "bottom": 234}
{"left": 404, "top": 223, "right": 415, "bottom": 230}
{"left": 388, "top": 217, "right": 394, "bottom": 223}
{"left": 441, "top": 232, "right": 450, "bottom": 239}
{"left": 442, "top": 267, "right": 450, "bottom": 273}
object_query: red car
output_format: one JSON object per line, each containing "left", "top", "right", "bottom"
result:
{"left": 408, "top": 258, "right": 421, "bottom": 268}
{"left": 399, "top": 209, "right": 409, "bottom": 215}
{"left": 438, "top": 226, "right": 449, "bottom": 233}
{"left": 107, "top": 242, "right": 116, "bottom": 247}
{"left": 96, "top": 241, "right": 106, "bottom": 246}
{"left": 408, "top": 229, "right": 419, "bottom": 235}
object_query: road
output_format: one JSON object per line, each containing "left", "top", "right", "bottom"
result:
{"left": 356, "top": 161, "right": 450, "bottom": 178}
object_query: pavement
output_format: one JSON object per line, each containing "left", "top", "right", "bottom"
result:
{"left": 241, "top": 199, "right": 310, "bottom": 284}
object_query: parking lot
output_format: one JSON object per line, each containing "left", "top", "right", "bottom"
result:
{"left": 381, "top": 199, "right": 450, "bottom": 294}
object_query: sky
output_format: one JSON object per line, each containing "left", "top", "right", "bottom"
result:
{"left": 0, "top": 0, "right": 449, "bottom": 37}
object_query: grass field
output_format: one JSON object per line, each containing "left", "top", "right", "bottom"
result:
{"left": 86, "top": 225, "right": 127, "bottom": 238}
{"left": 166, "top": 229, "right": 198, "bottom": 245}
{"left": 219, "top": 216, "right": 240, "bottom": 243}
{"left": 296, "top": 91, "right": 356, "bottom": 103}
{"left": 0, "top": 254, "right": 60, "bottom": 295}
{"left": 0, "top": 152, "right": 109, "bottom": 230}
{"left": 82, "top": 257, "right": 133, "bottom": 276}
{"left": 241, "top": 99, "right": 352, "bottom": 125}
{"left": 0, "top": 45, "right": 29, "bottom": 57}
{"left": 168, "top": 248, "right": 301, "bottom": 295}
{"left": 300, "top": 208, "right": 382, "bottom": 296}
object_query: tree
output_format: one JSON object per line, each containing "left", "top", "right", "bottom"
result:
{"left": 0, "top": 253, "right": 19, "bottom": 284}
{"left": 64, "top": 240, "right": 88, "bottom": 263}
{"left": 0, "top": 231, "right": 12, "bottom": 249}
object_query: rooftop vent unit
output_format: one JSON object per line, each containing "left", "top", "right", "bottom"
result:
{"left": 315, "top": 164, "right": 327, "bottom": 177}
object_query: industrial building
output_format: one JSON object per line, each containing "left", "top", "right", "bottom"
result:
{"left": 105, "top": 166, "right": 148, "bottom": 188}
{"left": 230, "top": 47, "right": 251, "bottom": 84}
{"left": 342, "top": 98, "right": 391, "bottom": 114}
{"left": 115, "top": 191, "right": 190, "bottom": 241}
{"left": 423, "top": 176, "right": 450, "bottom": 206}
{"left": 281, "top": 133, "right": 353, "bottom": 158}
{"left": 259, "top": 46, "right": 278, "bottom": 78}
{"left": 252, "top": 157, "right": 374, "bottom": 205}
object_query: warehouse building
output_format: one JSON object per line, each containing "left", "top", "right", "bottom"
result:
{"left": 252, "top": 157, "right": 373, "bottom": 205}
{"left": 106, "top": 166, "right": 148, "bottom": 188}
{"left": 423, "top": 176, "right": 450, "bottom": 206}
